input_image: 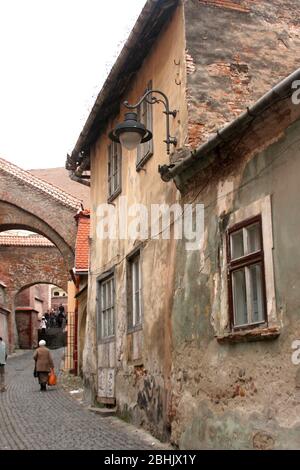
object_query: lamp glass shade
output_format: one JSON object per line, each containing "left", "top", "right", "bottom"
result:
{"left": 119, "top": 131, "right": 143, "bottom": 151}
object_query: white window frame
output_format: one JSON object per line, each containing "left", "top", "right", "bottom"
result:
{"left": 218, "top": 195, "right": 277, "bottom": 334}
{"left": 228, "top": 216, "right": 266, "bottom": 329}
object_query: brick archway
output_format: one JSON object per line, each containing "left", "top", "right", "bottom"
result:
{"left": 0, "top": 157, "right": 81, "bottom": 269}
{"left": 0, "top": 201, "right": 75, "bottom": 268}
{"left": 0, "top": 237, "right": 69, "bottom": 294}
{"left": 0, "top": 157, "right": 82, "bottom": 350}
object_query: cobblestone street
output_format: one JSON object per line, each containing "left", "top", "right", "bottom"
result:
{"left": 0, "top": 349, "right": 166, "bottom": 450}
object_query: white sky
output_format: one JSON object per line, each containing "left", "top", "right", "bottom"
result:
{"left": 0, "top": 0, "right": 146, "bottom": 170}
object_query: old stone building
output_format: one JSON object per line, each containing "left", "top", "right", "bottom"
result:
{"left": 66, "top": 0, "right": 300, "bottom": 448}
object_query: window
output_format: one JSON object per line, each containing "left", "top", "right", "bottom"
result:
{"left": 54, "top": 291, "right": 59, "bottom": 296}
{"left": 98, "top": 276, "right": 115, "bottom": 339}
{"left": 108, "top": 141, "right": 122, "bottom": 201}
{"left": 127, "top": 252, "right": 142, "bottom": 329}
{"left": 136, "top": 81, "right": 153, "bottom": 171}
{"left": 227, "top": 216, "right": 267, "bottom": 329}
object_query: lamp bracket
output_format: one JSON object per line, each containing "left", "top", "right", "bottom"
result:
{"left": 124, "top": 89, "right": 177, "bottom": 154}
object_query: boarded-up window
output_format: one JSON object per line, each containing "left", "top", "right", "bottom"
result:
{"left": 136, "top": 81, "right": 153, "bottom": 171}
{"left": 108, "top": 142, "right": 122, "bottom": 201}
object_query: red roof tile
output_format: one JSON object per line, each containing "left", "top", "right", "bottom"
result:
{"left": 0, "top": 234, "right": 54, "bottom": 247}
{"left": 0, "top": 157, "right": 81, "bottom": 210}
{"left": 75, "top": 211, "right": 90, "bottom": 272}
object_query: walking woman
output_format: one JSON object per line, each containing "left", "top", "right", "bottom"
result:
{"left": 33, "top": 340, "right": 54, "bottom": 392}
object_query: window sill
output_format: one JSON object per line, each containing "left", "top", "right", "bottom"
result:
{"left": 107, "top": 187, "right": 121, "bottom": 204}
{"left": 128, "top": 359, "right": 144, "bottom": 367}
{"left": 216, "top": 326, "right": 281, "bottom": 344}
{"left": 136, "top": 152, "right": 153, "bottom": 172}
{"left": 98, "top": 336, "right": 115, "bottom": 345}
{"left": 127, "top": 324, "right": 143, "bottom": 334}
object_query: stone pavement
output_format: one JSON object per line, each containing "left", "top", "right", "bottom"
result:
{"left": 0, "top": 349, "right": 168, "bottom": 450}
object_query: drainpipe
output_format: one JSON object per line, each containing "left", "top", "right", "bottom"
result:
{"left": 70, "top": 172, "right": 90, "bottom": 187}
{"left": 67, "top": 153, "right": 91, "bottom": 187}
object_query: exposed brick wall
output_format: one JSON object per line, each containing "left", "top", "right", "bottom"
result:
{"left": 0, "top": 166, "right": 79, "bottom": 270}
{"left": 184, "top": 0, "right": 300, "bottom": 149}
{"left": 34, "top": 284, "right": 50, "bottom": 309}
{"left": 0, "top": 245, "right": 68, "bottom": 296}
{"left": 15, "top": 289, "right": 30, "bottom": 307}
{"left": 15, "top": 308, "right": 39, "bottom": 349}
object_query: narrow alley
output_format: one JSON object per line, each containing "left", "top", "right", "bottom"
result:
{"left": 0, "top": 350, "right": 166, "bottom": 450}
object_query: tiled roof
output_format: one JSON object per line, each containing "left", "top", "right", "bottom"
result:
{"left": 0, "top": 157, "right": 81, "bottom": 210}
{"left": 75, "top": 210, "right": 90, "bottom": 272}
{"left": 29, "top": 167, "right": 90, "bottom": 208}
{"left": 0, "top": 234, "right": 54, "bottom": 247}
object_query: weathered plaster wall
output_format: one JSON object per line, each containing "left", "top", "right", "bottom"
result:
{"left": 184, "top": 0, "right": 300, "bottom": 149}
{"left": 85, "top": 4, "right": 186, "bottom": 440}
{"left": 170, "top": 116, "right": 300, "bottom": 449}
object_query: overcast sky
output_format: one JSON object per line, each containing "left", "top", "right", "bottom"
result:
{"left": 0, "top": 0, "right": 146, "bottom": 170}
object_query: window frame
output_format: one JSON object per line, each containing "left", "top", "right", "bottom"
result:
{"left": 227, "top": 214, "right": 268, "bottom": 331}
{"left": 127, "top": 249, "right": 143, "bottom": 332}
{"left": 97, "top": 273, "right": 115, "bottom": 342}
{"left": 136, "top": 80, "right": 153, "bottom": 171}
{"left": 107, "top": 141, "right": 122, "bottom": 203}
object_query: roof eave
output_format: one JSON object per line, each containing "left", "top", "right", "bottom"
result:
{"left": 67, "top": 0, "right": 179, "bottom": 171}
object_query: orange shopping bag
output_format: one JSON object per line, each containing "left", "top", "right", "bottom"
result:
{"left": 48, "top": 368, "right": 57, "bottom": 386}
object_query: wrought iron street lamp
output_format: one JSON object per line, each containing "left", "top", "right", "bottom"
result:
{"left": 109, "top": 89, "right": 177, "bottom": 155}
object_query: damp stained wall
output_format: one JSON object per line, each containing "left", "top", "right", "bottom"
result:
{"left": 170, "top": 113, "right": 300, "bottom": 449}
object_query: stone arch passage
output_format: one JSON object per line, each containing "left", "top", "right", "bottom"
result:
{"left": 0, "top": 238, "right": 70, "bottom": 346}
{"left": 0, "top": 242, "right": 69, "bottom": 295}
{"left": 0, "top": 157, "right": 82, "bottom": 350}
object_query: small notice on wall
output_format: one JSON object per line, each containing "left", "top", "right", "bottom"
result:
{"left": 98, "top": 367, "right": 115, "bottom": 398}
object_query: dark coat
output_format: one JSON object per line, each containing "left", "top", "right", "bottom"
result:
{"left": 33, "top": 347, "right": 54, "bottom": 372}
